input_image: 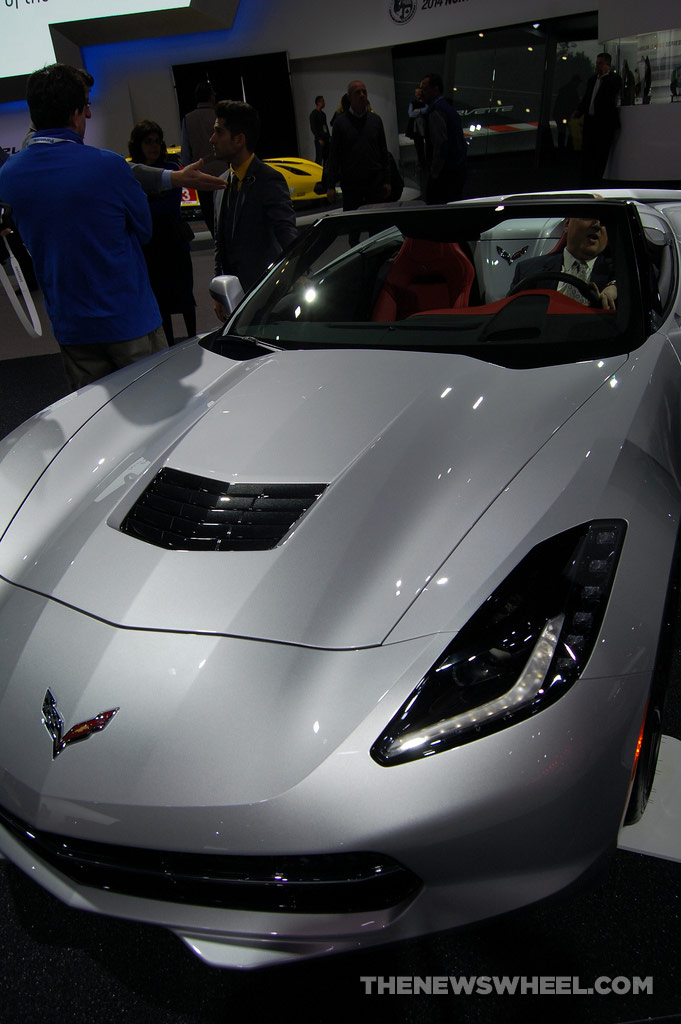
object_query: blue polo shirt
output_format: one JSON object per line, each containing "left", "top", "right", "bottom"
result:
{"left": 0, "top": 128, "right": 160, "bottom": 345}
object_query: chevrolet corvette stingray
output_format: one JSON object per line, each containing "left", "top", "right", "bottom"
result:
{"left": 1, "top": 191, "right": 680, "bottom": 968}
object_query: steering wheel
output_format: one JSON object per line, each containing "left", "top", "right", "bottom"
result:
{"left": 508, "top": 271, "right": 601, "bottom": 308}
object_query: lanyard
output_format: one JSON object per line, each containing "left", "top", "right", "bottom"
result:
{"left": 27, "top": 136, "right": 78, "bottom": 146}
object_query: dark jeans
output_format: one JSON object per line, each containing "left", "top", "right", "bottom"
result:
{"left": 580, "top": 116, "right": 616, "bottom": 186}
{"left": 341, "top": 173, "right": 387, "bottom": 212}
{"left": 314, "top": 139, "right": 327, "bottom": 166}
{"left": 197, "top": 190, "right": 216, "bottom": 237}
{"left": 340, "top": 174, "right": 388, "bottom": 246}
{"left": 425, "top": 163, "right": 467, "bottom": 205}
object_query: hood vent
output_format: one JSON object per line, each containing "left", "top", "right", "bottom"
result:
{"left": 121, "top": 468, "right": 326, "bottom": 551}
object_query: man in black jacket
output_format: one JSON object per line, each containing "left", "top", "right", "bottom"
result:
{"left": 309, "top": 96, "right": 329, "bottom": 166}
{"left": 419, "top": 72, "right": 467, "bottom": 204}
{"left": 180, "top": 81, "right": 229, "bottom": 236}
{"left": 575, "top": 53, "right": 621, "bottom": 186}
{"left": 325, "top": 80, "right": 391, "bottom": 211}
{"left": 509, "top": 216, "right": 617, "bottom": 310}
{"left": 210, "top": 101, "right": 297, "bottom": 313}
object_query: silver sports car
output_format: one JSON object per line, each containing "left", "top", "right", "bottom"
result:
{"left": 1, "top": 191, "right": 680, "bottom": 969}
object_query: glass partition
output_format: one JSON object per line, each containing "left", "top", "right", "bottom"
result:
{"left": 392, "top": 15, "right": 599, "bottom": 183}
{"left": 446, "top": 28, "right": 548, "bottom": 160}
{"left": 604, "top": 29, "right": 681, "bottom": 105}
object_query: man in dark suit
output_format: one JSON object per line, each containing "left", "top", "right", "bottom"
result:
{"left": 574, "top": 53, "right": 621, "bottom": 186}
{"left": 510, "top": 217, "right": 617, "bottom": 310}
{"left": 210, "top": 101, "right": 297, "bottom": 316}
{"left": 309, "top": 95, "right": 329, "bottom": 166}
{"left": 419, "top": 72, "right": 467, "bottom": 204}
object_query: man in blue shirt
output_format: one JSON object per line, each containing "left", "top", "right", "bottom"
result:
{"left": 0, "top": 64, "right": 167, "bottom": 390}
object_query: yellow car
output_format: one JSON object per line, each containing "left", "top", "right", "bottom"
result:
{"left": 262, "top": 157, "right": 325, "bottom": 203}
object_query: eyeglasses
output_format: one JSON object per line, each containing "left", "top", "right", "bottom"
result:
{"left": 144, "top": 137, "right": 162, "bottom": 145}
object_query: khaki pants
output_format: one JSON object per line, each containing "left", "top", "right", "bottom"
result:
{"left": 60, "top": 326, "right": 168, "bottom": 391}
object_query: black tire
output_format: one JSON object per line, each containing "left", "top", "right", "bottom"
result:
{"left": 624, "top": 698, "right": 663, "bottom": 825}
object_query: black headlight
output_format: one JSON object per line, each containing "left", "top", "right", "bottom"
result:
{"left": 372, "top": 520, "right": 626, "bottom": 766}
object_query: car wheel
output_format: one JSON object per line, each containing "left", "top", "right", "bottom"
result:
{"left": 624, "top": 698, "right": 663, "bottom": 825}
{"left": 625, "top": 558, "right": 681, "bottom": 826}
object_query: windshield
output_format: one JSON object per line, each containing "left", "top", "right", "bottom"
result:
{"left": 206, "top": 200, "right": 648, "bottom": 369}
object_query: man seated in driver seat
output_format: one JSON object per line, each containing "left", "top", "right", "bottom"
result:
{"left": 509, "top": 217, "right": 617, "bottom": 310}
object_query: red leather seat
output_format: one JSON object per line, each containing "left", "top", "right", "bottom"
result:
{"left": 549, "top": 230, "right": 568, "bottom": 253}
{"left": 371, "top": 238, "right": 475, "bottom": 321}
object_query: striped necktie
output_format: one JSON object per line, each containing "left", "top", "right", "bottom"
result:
{"left": 563, "top": 258, "right": 590, "bottom": 305}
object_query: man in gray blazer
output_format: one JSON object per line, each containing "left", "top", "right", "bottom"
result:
{"left": 131, "top": 158, "right": 225, "bottom": 196}
{"left": 180, "top": 81, "right": 229, "bottom": 234}
{"left": 211, "top": 101, "right": 297, "bottom": 314}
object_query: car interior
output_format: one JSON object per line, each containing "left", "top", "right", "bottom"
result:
{"left": 201, "top": 200, "right": 666, "bottom": 368}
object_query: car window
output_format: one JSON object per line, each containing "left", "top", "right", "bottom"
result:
{"left": 475, "top": 217, "right": 565, "bottom": 302}
{"left": 209, "top": 201, "right": 647, "bottom": 369}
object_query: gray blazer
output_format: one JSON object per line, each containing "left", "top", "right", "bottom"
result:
{"left": 130, "top": 162, "right": 166, "bottom": 194}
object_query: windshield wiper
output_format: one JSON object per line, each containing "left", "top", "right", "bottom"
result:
{"left": 200, "top": 332, "right": 284, "bottom": 360}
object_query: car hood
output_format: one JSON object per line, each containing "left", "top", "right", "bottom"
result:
{"left": 0, "top": 344, "right": 625, "bottom": 648}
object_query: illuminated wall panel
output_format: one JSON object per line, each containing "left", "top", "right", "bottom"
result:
{"left": 1, "top": 0, "right": 237, "bottom": 81}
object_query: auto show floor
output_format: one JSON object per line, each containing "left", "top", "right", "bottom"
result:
{"left": 1, "top": 220, "right": 681, "bottom": 1024}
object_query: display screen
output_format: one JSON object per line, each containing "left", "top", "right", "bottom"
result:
{"left": 2, "top": 0, "right": 190, "bottom": 80}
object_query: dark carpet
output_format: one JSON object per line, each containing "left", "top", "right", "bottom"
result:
{"left": 0, "top": 353, "right": 69, "bottom": 441}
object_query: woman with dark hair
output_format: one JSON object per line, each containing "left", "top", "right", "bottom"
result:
{"left": 330, "top": 93, "right": 350, "bottom": 129}
{"left": 128, "top": 120, "right": 196, "bottom": 344}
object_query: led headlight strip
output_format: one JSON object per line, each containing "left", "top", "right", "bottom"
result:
{"left": 372, "top": 520, "right": 626, "bottom": 766}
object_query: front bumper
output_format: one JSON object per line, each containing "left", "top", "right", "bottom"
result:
{"left": 0, "top": 583, "right": 649, "bottom": 967}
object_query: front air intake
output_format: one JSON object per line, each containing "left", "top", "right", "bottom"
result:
{"left": 0, "top": 803, "right": 421, "bottom": 914}
{"left": 120, "top": 468, "right": 326, "bottom": 551}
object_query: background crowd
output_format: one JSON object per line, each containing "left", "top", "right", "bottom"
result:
{"left": 0, "top": 53, "right": 620, "bottom": 390}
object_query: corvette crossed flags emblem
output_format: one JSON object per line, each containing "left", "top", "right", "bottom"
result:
{"left": 41, "top": 689, "right": 119, "bottom": 759}
{"left": 496, "top": 244, "right": 529, "bottom": 265}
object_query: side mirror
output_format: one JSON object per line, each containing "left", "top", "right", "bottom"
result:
{"left": 643, "top": 225, "right": 668, "bottom": 248}
{"left": 209, "top": 275, "right": 245, "bottom": 314}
